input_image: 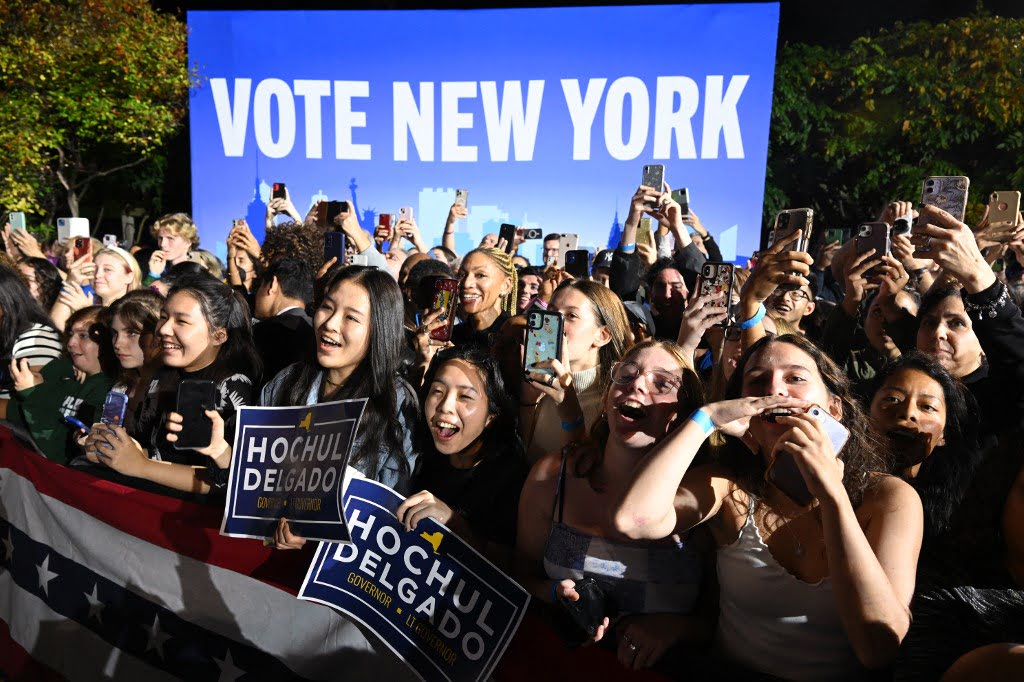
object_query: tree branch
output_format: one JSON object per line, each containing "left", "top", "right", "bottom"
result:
{"left": 72, "top": 156, "right": 149, "bottom": 192}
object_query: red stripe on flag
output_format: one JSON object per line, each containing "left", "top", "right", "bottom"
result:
{"left": 0, "top": 426, "right": 313, "bottom": 594}
{"left": 0, "top": 615, "right": 66, "bottom": 682}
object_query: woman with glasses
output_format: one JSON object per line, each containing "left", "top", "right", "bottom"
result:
{"left": 8, "top": 306, "right": 115, "bottom": 462}
{"left": 517, "top": 340, "right": 713, "bottom": 672}
{"left": 611, "top": 334, "right": 922, "bottom": 679}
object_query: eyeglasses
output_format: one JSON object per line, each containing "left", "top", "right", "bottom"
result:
{"left": 769, "top": 287, "right": 811, "bottom": 302}
{"left": 610, "top": 362, "right": 682, "bottom": 395}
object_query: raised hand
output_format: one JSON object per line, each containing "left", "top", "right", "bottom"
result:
{"left": 911, "top": 204, "right": 995, "bottom": 293}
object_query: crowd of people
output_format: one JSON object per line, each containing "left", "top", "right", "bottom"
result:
{"left": 2, "top": 180, "right": 1023, "bottom": 680}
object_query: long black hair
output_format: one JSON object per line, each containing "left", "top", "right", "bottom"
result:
{"left": 165, "top": 276, "right": 262, "bottom": 383}
{"left": 273, "top": 266, "right": 411, "bottom": 478}
{"left": 419, "top": 345, "right": 519, "bottom": 463}
{"left": 867, "top": 352, "right": 982, "bottom": 540}
{"left": 0, "top": 265, "right": 56, "bottom": 357}
{"left": 720, "top": 334, "right": 890, "bottom": 508}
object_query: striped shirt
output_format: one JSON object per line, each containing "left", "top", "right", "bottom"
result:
{"left": 2, "top": 324, "right": 62, "bottom": 400}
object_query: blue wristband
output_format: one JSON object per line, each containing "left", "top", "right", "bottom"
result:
{"left": 549, "top": 580, "right": 560, "bottom": 603}
{"left": 561, "top": 416, "right": 585, "bottom": 431}
{"left": 148, "top": 272, "right": 162, "bottom": 280}
{"left": 620, "top": 242, "right": 636, "bottom": 254}
{"left": 689, "top": 408, "right": 716, "bottom": 435}
{"left": 737, "top": 303, "right": 766, "bottom": 330}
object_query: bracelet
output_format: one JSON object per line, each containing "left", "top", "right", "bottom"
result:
{"left": 962, "top": 282, "right": 1009, "bottom": 320}
{"left": 620, "top": 242, "right": 636, "bottom": 254}
{"left": 737, "top": 303, "right": 766, "bottom": 330}
{"left": 689, "top": 408, "right": 716, "bottom": 435}
{"left": 561, "top": 416, "right": 585, "bottom": 431}
{"left": 549, "top": 580, "right": 560, "bottom": 603}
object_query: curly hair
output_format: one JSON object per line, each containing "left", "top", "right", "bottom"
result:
{"left": 720, "top": 333, "right": 890, "bottom": 508}
{"left": 261, "top": 220, "right": 329, "bottom": 271}
{"left": 151, "top": 213, "right": 200, "bottom": 248}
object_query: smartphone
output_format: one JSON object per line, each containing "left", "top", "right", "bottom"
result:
{"left": 347, "top": 254, "right": 369, "bottom": 267}
{"left": 555, "top": 577, "right": 610, "bottom": 647}
{"left": 523, "top": 310, "right": 564, "bottom": 377}
{"left": 62, "top": 415, "right": 90, "bottom": 434}
{"left": 8, "top": 212, "right": 26, "bottom": 232}
{"left": 378, "top": 213, "right": 392, "bottom": 231}
{"left": 641, "top": 164, "right": 665, "bottom": 204}
{"left": 57, "top": 217, "right": 89, "bottom": 242}
{"left": 892, "top": 207, "right": 915, "bottom": 236}
{"left": 100, "top": 391, "right": 129, "bottom": 426}
{"left": 323, "top": 232, "right": 346, "bottom": 264}
{"left": 769, "top": 208, "right": 814, "bottom": 252}
{"left": 173, "top": 380, "right": 216, "bottom": 450}
{"left": 698, "top": 262, "right": 735, "bottom": 326}
{"left": 558, "top": 234, "right": 579, "bottom": 269}
{"left": 499, "top": 223, "right": 517, "bottom": 254}
{"left": 399, "top": 206, "right": 414, "bottom": 223}
{"left": 671, "top": 188, "right": 690, "bottom": 215}
{"left": 317, "top": 201, "right": 348, "bottom": 229}
{"left": 636, "top": 217, "right": 653, "bottom": 247}
{"left": 429, "top": 278, "right": 459, "bottom": 342}
{"left": 824, "top": 228, "right": 846, "bottom": 245}
{"left": 765, "top": 406, "right": 849, "bottom": 506}
{"left": 71, "top": 236, "right": 92, "bottom": 264}
{"left": 985, "top": 191, "right": 1022, "bottom": 242}
{"left": 102, "top": 234, "right": 117, "bottom": 248}
{"left": 921, "top": 176, "right": 970, "bottom": 222}
{"left": 856, "top": 222, "right": 892, "bottom": 277}
{"left": 454, "top": 189, "right": 469, "bottom": 207}
{"left": 564, "top": 250, "right": 590, "bottom": 279}
{"left": 521, "top": 228, "right": 542, "bottom": 240}
{"left": 272, "top": 182, "right": 287, "bottom": 200}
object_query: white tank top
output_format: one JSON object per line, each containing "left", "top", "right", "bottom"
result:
{"left": 715, "top": 500, "right": 863, "bottom": 681}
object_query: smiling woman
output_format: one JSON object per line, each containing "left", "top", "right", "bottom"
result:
{"left": 82, "top": 276, "right": 261, "bottom": 496}
{"left": 396, "top": 346, "right": 527, "bottom": 560}
{"left": 262, "top": 266, "right": 421, "bottom": 493}
{"left": 8, "top": 305, "right": 115, "bottom": 462}
{"left": 452, "top": 248, "right": 517, "bottom": 350}
{"left": 516, "top": 339, "right": 712, "bottom": 672}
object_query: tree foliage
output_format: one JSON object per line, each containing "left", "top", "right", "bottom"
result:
{"left": 765, "top": 13, "right": 1024, "bottom": 231}
{"left": 0, "top": 0, "right": 195, "bottom": 220}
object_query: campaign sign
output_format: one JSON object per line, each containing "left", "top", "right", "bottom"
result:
{"left": 189, "top": 5, "right": 780, "bottom": 263}
{"left": 221, "top": 399, "right": 367, "bottom": 542}
{"left": 299, "top": 478, "right": 530, "bottom": 682}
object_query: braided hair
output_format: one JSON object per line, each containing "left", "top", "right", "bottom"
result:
{"left": 468, "top": 247, "right": 518, "bottom": 316}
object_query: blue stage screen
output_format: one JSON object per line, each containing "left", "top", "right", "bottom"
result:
{"left": 188, "top": 5, "right": 780, "bottom": 264}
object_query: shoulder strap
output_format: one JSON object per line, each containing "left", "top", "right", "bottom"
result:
{"left": 553, "top": 452, "right": 569, "bottom": 524}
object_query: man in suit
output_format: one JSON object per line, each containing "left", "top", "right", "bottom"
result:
{"left": 252, "top": 258, "right": 315, "bottom": 387}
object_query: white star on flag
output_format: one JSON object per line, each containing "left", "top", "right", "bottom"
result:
{"left": 145, "top": 615, "right": 170, "bottom": 658}
{"left": 36, "top": 554, "right": 58, "bottom": 596}
{"left": 84, "top": 584, "right": 104, "bottom": 623}
{"left": 214, "top": 649, "right": 245, "bottom": 682}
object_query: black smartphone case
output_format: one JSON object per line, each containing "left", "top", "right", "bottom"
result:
{"left": 553, "top": 578, "right": 615, "bottom": 648}
{"left": 174, "top": 380, "right": 216, "bottom": 450}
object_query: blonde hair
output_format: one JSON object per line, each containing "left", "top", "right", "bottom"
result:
{"left": 150, "top": 212, "right": 199, "bottom": 248}
{"left": 465, "top": 247, "right": 518, "bottom": 316}
{"left": 94, "top": 246, "right": 142, "bottom": 292}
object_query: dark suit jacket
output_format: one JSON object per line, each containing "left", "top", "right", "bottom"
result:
{"left": 253, "top": 308, "right": 314, "bottom": 388}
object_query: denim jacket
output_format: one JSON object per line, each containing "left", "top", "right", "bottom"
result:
{"left": 260, "top": 363, "right": 420, "bottom": 494}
